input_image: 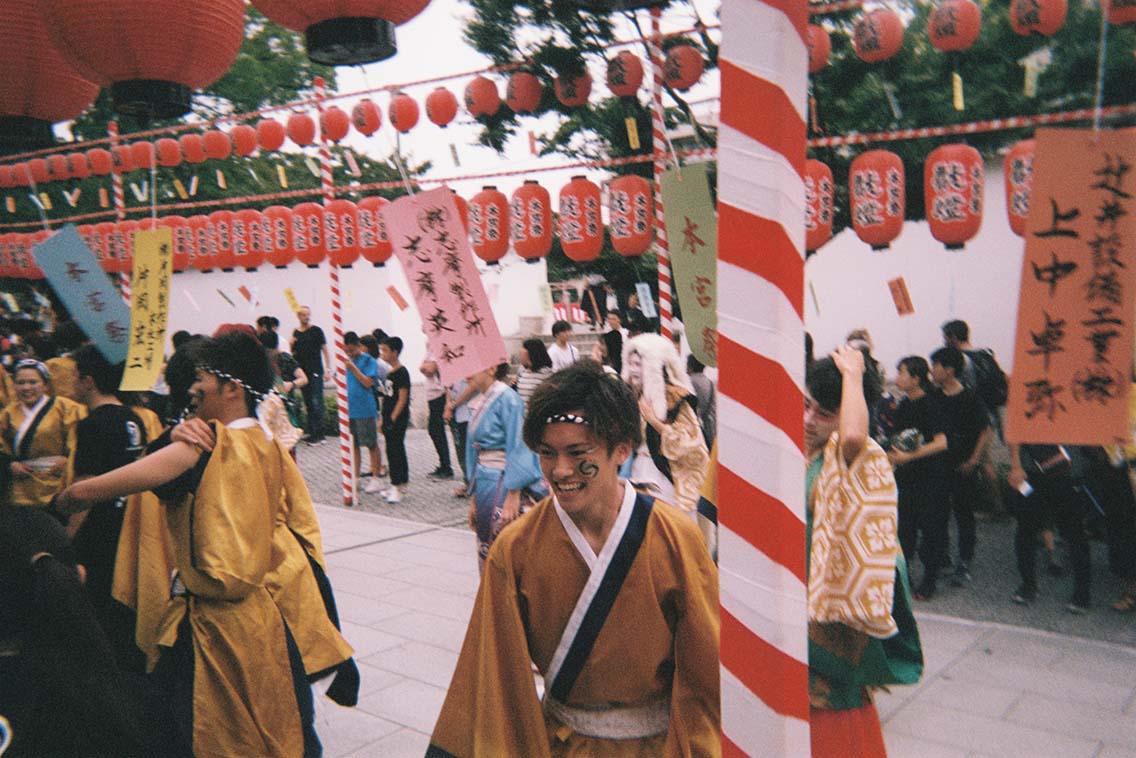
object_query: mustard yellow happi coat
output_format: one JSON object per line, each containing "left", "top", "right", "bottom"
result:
{"left": 0, "top": 395, "right": 85, "bottom": 507}
{"left": 430, "top": 494, "right": 721, "bottom": 757}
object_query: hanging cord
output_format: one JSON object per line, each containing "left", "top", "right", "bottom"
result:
{"left": 1091, "top": 3, "right": 1111, "bottom": 139}
{"left": 393, "top": 132, "right": 416, "bottom": 195}
{"left": 150, "top": 159, "right": 159, "bottom": 223}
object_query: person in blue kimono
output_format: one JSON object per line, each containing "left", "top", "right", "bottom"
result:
{"left": 464, "top": 362, "right": 545, "bottom": 573}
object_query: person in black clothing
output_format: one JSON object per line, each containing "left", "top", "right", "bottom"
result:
{"left": 290, "top": 306, "right": 329, "bottom": 443}
{"left": 930, "top": 346, "right": 992, "bottom": 587}
{"left": 162, "top": 331, "right": 203, "bottom": 425}
{"left": 379, "top": 336, "right": 411, "bottom": 504}
{"left": 887, "top": 356, "right": 951, "bottom": 599}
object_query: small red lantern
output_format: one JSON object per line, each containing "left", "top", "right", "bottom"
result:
{"left": 510, "top": 180, "right": 553, "bottom": 262}
{"left": 1105, "top": 0, "right": 1136, "bottom": 24}
{"left": 469, "top": 185, "right": 510, "bottom": 264}
{"left": 854, "top": 9, "right": 905, "bottom": 63}
{"left": 805, "top": 159, "right": 835, "bottom": 253}
{"left": 464, "top": 77, "right": 500, "bottom": 119}
{"left": 107, "top": 221, "right": 135, "bottom": 274}
{"left": 555, "top": 69, "right": 592, "bottom": 108}
{"left": 159, "top": 215, "right": 192, "bottom": 272}
{"left": 179, "top": 134, "right": 207, "bottom": 164}
{"left": 188, "top": 215, "right": 216, "bottom": 272}
{"left": 850, "top": 150, "right": 905, "bottom": 250}
{"left": 66, "top": 152, "right": 90, "bottom": 179}
{"left": 320, "top": 106, "right": 351, "bottom": 143}
{"left": 925, "top": 143, "right": 984, "bottom": 249}
{"left": 209, "top": 210, "right": 236, "bottom": 271}
{"left": 91, "top": 222, "right": 114, "bottom": 271}
{"left": 156, "top": 138, "right": 182, "bottom": 167}
{"left": 426, "top": 87, "right": 459, "bottom": 127}
{"left": 8, "top": 163, "right": 29, "bottom": 187}
{"left": 87, "top": 149, "right": 113, "bottom": 176}
{"left": 203, "top": 130, "right": 232, "bottom": 160}
{"left": 606, "top": 51, "right": 644, "bottom": 97}
{"left": 292, "top": 202, "right": 327, "bottom": 268}
{"left": 929, "top": 0, "right": 981, "bottom": 52}
{"left": 258, "top": 118, "right": 287, "bottom": 151}
{"left": 451, "top": 189, "right": 469, "bottom": 231}
{"left": 112, "top": 146, "right": 134, "bottom": 174}
{"left": 389, "top": 92, "right": 419, "bottom": 133}
{"left": 352, "top": 99, "right": 382, "bottom": 136}
{"left": 130, "top": 141, "right": 156, "bottom": 171}
{"left": 287, "top": 113, "right": 317, "bottom": 147}
{"left": 807, "top": 25, "right": 832, "bottom": 74}
{"left": 357, "top": 195, "right": 392, "bottom": 267}
{"left": 559, "top": 175, "right": 604, "bottom": 262}
{"left": 235, "top": 209, "right": 266, "bottom": 271}
{"left": 0, "top": 166, "right": 11, "bottom": 189}
{"left": 0, "top": 234, "right": 15, "bottom": 279}
{"left": 231, "top": 124, "right": 258, "bottom": 156}
{"left": 324, "top": 199, "right": 359, "bottom": 267}
{"left": 27, "top": 159, "right": 50, "bottom": 185}
{"left": 226, "top": 210, "right": 251, "bottom": 270}
{"left": 608, "top": 174, "right": 653, "bottom": 257}
{"left": 1010, "top": 0, "right": 1067, "bottom": 35}
{"left": 48, "top": 155, "right": 71, "bottom": 182}
{"left": 1004, "top": 139, "right": 1035, "bottom": 238}
{"left": 506, "top": 72, "right": 543, "bottom": 113}
{"left": 263, "top": 205, "right": 295, "bottom": 268}
{"left": 663, "top": 44, "right": 704, "bottom": 91}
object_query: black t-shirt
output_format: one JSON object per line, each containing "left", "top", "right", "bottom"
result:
{"left": 935, "top": 387, "right": 989, "bottom": 468}
{"left": 381, "top": 366, "right": 411, "bottom": 426}
{"left": 292, "top": 326, "right": 326, "bottom": 375}
{"left": 890, "top": 393, "right": 949, "bottom": 484}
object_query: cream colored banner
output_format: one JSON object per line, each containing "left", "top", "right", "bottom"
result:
{"left": 121, "top": 228, "right": 172, "bottom": 391}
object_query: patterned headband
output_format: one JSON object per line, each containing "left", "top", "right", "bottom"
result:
{"left": 545, "top": 413, "right": 589, "bottom": 426}
{"left": 197, "top": 364, "right": 268, "bottom": 403}
{"left": 14, "top": 358, "right": 49, "bottom": 381}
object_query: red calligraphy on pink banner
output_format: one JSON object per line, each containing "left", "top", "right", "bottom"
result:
{"left": 382, "top": 187, "right": 508, "bottom": 385}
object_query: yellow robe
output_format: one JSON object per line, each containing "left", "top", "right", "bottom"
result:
{"left": 430, "top": 492, "right": 721, "bottom": 757}
{"left": 46, "top": 354, "right": 80, "bottom": 402}
{"left": 0, "top": 364, "right": 13, "bottom": 407}
{"left": 0, "top": 395, "right": 85, "bottom": 506}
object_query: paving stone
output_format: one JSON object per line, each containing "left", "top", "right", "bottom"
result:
{"left": 914, "top": 678, "right": 1022, "bottom": 720}
{"left": 942, "top": 649, "right": 1132, "bottom": 709}
{"left": 883, "top": 731, "right": 970, "bottom": 758}
{"left": 1005, "top": 692, "right": 1136, "bottom": 748}
{"left": 347, "top": 728, "right": 431, "bottom": 758}
{"left": 363, "top": 640, "right": 462, "bottom": 690}
{"left": 354, "top": 678, "right": 448, "bottom": 734}
{"left": 372, "top": 610, "right": 472, "bottom": 655}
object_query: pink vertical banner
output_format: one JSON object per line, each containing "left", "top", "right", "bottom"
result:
{"left": 382, "top": 187, "right": 508, "bottom": 385}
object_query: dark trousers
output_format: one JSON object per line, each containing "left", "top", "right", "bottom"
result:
{"left": 949, "top": 467, "right": 980, "bottom": 564}
{"left": 301, "top": 371, "right": 325, "bottom": 440}
{"left": 451, "top": 420, "right": 469, "bottom": 479}
{"left": 384, "top": 421, "right": 409, "bottom": 485}
{"left": 1013, "top": 473, "right": 1091, "bottom": 604}
{"left": 427, "top": 396, "right": 451, "bottom": 471}
{"left": 897, "top": 475, "right": 950, "bottom": 587}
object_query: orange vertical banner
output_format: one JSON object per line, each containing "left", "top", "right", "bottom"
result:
{"left": 1006, "top": 128, "right": 1136, "bottom": 445}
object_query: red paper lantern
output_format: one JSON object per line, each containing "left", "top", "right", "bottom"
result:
{"left": 38, "top": 0, "right": 245, "bottom": 118}
{"left": 510, "top": 180, "right": 553, "bottom": 262}
{"left": 235, "top": 209, "right": 266, "bottom": 271}
{"left": 451, "top": 190, "right": 469, "bottom": 231}
{"left": 27, "top": 159, "right": 50, "bottom": 185}
{"left": 427, "top": 87, "right": 460, "bottom": 127}
{"left": 854, "top": 9, "right": 905, "bottom": 63}
{"left": 850, "top": 150, "right": 905, "bottom": 250}
{"left": 48, "top": 155, "right": 71, "bottom": 182}
{"left": 257, "top": 118, "right": 287, "bottom": 151}
{"left": 559, "top": 175, "right": 604, "bottom": 262}
{"left": 608, "top": 174, "right": 653, "bottom": 257}
{"left": 357, "top": 195, "right": 392, "bottom": 266}
{"left": 25, "top": 231, "right": 49, "bottom": 280}
{"left": 287, "top": 113, "right": 317, "bottom": 147}
{"left": 107, "top": 220, "right": 135, "bottom": 274}
{"left": 188, "top": 215, "right": 216, "bottom": 272}
{"left": 203, "top": 130, "right": 232, "bottom": 160}
{"left": 231, "top": 124, "right": 258, "bottom": 156}
{"left": 506, "top": 72, "right": 543, "bottom": 114}
{"left": 250, "top": 0, "right": 431, "bottom": 65}
{"left": 156, "top": 138, "right": 182, "bottom": 168}
{"left": 469, "top": 186, "right": 510, "bottom": 264}
{"left": 209, "top": 210, "right": 236, "bottom": 271}
{"left": 807, "top": 25, "right": 832, "bottom": 74}
{"left": 226, "top": 210, "right": 251, "bottom": 270}
{"left": 0, "top": 234, "right": 15, "bottom": 279}
{"left": 352, "top": 99, "right": 382, "bottom": 135}
{"left": 179, "top": 134, "right": 207, "bottom": 164}
{"left": 91, "top": 222, "right": 114, "bottom": 272}
{"left": 66, "top": 152, "right": 90, "bottom": 179}
{"left": 292, "top": 202, "right": 327, "bottom": 267}
{"left": 1010, "top": 0, "right": 1067, "bottom": 35}
{"left": 1105, "top": 0, "right": 1136, "bottom": 24}
{"left": 0, "top": 6, "right": 99, "bottom": 153}
{"left": 464, "top": 77, "right": 500, "bottom": 119}
{"left": 320, "top": 106, "right": 351, "bottom": 142}
{"left": 663, "top": 44, "right": 705, "bottom": 91}
{"left": 805, "top": 160, "right": 835, "bottom": 252}
{"left": 606, "top": 51, "right": 644, "bottom": 97}
{"left": 8, "top": 234, "right": 32, "bottom": 279}
{"left": 0, "top": 166, "right": 12, "bottom": 189}
{"left": 112, "top": 146, "right": 134, "bottom": 174}
{"left": 1004, "top": 139, "right": 1035, "bottom": 238}
{"left": 555, "top": 69, "right": 593, "bottom": 107}
{"left": 159, "top": 215, "right": 192, "bottom": 272}
{"left": 389, "top": 92, "right": 419, "bottom": 133}
{"left": 130, "top": 141, "right": 156, "bottom": 170}
{"left": 87, "top": 149, "right": 112, "bottom": 176}
{"left": 929, "top": 0, "right": 981, "bottom": 52}
{"left": 324, "top": 199, "right": 359, "bottom": 267}
{"left": 925, "top": 143, "right": 984, "bottom": 249}
{"left": 8, "top": 163, "right": 28, "bottom": 187}
{"left": 263, "top": 206, "right": 295, "bottom": 268}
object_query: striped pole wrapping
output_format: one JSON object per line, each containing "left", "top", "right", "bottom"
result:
{"left": 315, "top": 76, "right": 354, "bottom": 506}
{"left": 108, "top": 121, "right": 130, "bottom": 305}
{"left": 717, "top": 0, "right": 810, "bottom": 755}
{"left": 648, "top": 8, "right": 673, "bottom": 339}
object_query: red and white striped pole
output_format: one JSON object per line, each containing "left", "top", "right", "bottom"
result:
{"left": 315, "top": 76, "right": 354, "bottom": 506}
{"left": 648, "top": 7, "right": 673, "bottom": 339}
{"left": 108, "top": 121, "right": 130, "bottom": 305}
{"left": 717, "top": 0, "right": 810, "bottom": 755}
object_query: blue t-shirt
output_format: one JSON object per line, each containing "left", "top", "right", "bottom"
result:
{"left": 347, "top": 352, "right": 380, "bottom": 419}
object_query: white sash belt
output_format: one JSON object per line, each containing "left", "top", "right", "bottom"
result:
{"left": 543, "top": 695, "right": 670, "bottom": 739}
{"left": 476, "top": 449, "right": 507, "bottom": 470}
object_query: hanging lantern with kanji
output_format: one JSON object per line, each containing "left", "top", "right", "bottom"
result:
{"left": 48, "top": 155, "right": 71, "bottom": 182}
{"left": 1010, "top": 0, "right": 1067, "bottom": 35}
{"left": 805, "top": 159, "right": 835, "bottom": 253}
{"left": 850, "top": 150, "right": 905, "bottom": 250}
{"left": 807, "top": 25, "right": 832, "bottom": 74}
{"left": 929, "top": 0, "right": 981, "bottom": 52}
{"left": 320, "top": 106, "right": 351, "bottom": 142}
{"left": 352, "top": 99, "right": 382, "bottom": 135}
{"left": 464, "top": 76, "right": 500, "bottom": 118}
{"left": 231, "top": 124, "right": 258, "bottom": 156}
{"left": 209, "top": 210, "right": 236, "bottom": 271}
{"left": 180, "top": 134, "right": 207, "bottom": 164}
{"left": 38, "top": 0, "right": 245, "bottom": 118}
{"left": 606, "top": 51, "right": 644, "bottom": 97}
{"left": 156, "top": 138, "right": 182, "bottom": 167}
{"left": 91, "top": 222, "right": 115, "bottom": 272}
{"left": 257, "top": 118, "right": 287, "bottom": 151}
{"left": 663, "top": 43, "right": 705, "bottom": 91}
{"left": 425, "top": 87, "right": 459, "bottom": 127}
{"left": 324, "top": 199, "right": 359, "bottom": 267}
{"left": 234, "top": 209, "right": 266, "bottom": 271}
{"left": 559, "top": 175, "right": 604, "bottom": 262}
{"left": 555, "top": 68, "right": 593, "bottom": 108}
{"left": 250, "top": 0, "right": 432, "bottom": 65}
{"left": 87, "top": 149, "right": 112, "bottom": 176}
{"left": 506, "top": 71, "right": 543, "bottom": 113}
{"left": 853, "top": 9, "right": 905, "bottom": 63}
{"left": 608, "top": 174, "right": 653, "bottom": 257}
{"left": 469, "top": 186, "right": 510, "bottom": 264}
{"left": 203, "top": 130, "right": 232, "bottom": 160}
{"left": 287, "top": 113, "right": 317, "bottom": 147}
{"left": 263, "top": 205, "right": 295, "bottom": 268}
{"left": 357, "top": 195, "right": 392, "bottom": 266}
{"left": 510, "top": 180, "right": 553, "bottom": 262}
{"left": 130, "top": 141, "right": 156, "bottom": 171}
{"left": 389, "top": 92, "right": 419, "bottom": 133}
{"left": 112, "top": 146, "right": 135, "bottom": 174}
{"left": 925, "top": 143, "right": 984, "bottom": 249}
{"left": 451, "top": 189, "right": 469, "bottom": 231}
{"left": 66, "top": 152, "right": 90, "bottom": 179}
{"left": 1105, "top": 0, "right": 1136, "bottom": 24}
{"left": 188, "top": 214, "right": 216, "bottom": 272}
{"left": 108, "top": 221, "right": 136, "bottom": 274}
{"left": 292, "top": 202, "right": 327, "bottom": 267}
{"left": 1004, "top": 139, "right": 1035, "bottom": 237}
{"left": 159, "top": 215, "right": 192, "bottom": 272}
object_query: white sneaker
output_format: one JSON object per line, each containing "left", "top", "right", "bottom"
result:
{"left": 362, "top": 478, "right": 383, "bottom": 494}
{"left": 384, "top": 488, "right": 401, "bottom": 504}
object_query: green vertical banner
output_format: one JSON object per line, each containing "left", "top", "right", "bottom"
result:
{"left": 661, "top": 163, "right": 718, "bottom": 367}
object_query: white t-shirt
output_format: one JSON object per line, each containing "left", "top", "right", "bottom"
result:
{"left": 547, "top": 342, "right": 579, "bottom": 372}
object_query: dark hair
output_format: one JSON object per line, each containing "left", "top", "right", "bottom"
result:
{"left": 687, "top": 354, "right": 706, "bottom": 374}
{"left": 360, "top": 333, "right": 379, "bottom": 357}
{"left": 256, "top": 315, "right": 279, "bottom": 330}
{"left": 372, "top": 328, "right": 389, "bottom": 343}
{"left": 344, "top": 331, "right": 360, "bottom": 346}
{"left": 73, "top": 344, "right": 125, "bottom": 396}
{"left": 942, "top": 319, "right": 969, "bottom": 343}
{"left": 551, "top": 320, "right": 572, "bottom": 337}
{"left": 171, "top": 330, "right": 193, "bottom": 349}
{"left": 897, "top": 356, "right": 933, "bottom": 392}
{"left": 52, "top": 320, "right": 86, "bottom": 352}
{"left": 805, "top": 332, "right": 815, "bottom": 368}
{"left": 524, "top": 361, "right": 642, "bottom": 453}
{"left": 383, "top": 336, "right": 403, "bottom": 354}
{"left": 806, "top": 356, "right": 882, "bottom": 413}
{"left": 521, "top": 338, "right": 552, "bottom": 371}
{"left": 625, "top": 311, "right": 651, "bottom": 335}
{"left": 930, "top": 345, "right": 964, "bottom": 376}
{"left": 258, "top": 330, "right": 279, "bottom": 350}
{"left": 493, "top": 362, "right": 510, "bottom": 381}
{"left": 195, "top": 331, "right": 274, "bottom": 415}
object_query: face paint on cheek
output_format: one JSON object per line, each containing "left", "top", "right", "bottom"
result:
{"left": 577, "top": 460, "right": 599, "bottom": 478}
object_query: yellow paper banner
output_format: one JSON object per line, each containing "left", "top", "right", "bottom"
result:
{"left": 120, "top": 227, "right": 172, "bottom": 391}
{"left": 283, "top": 287, "right": 301, "bottom": 314}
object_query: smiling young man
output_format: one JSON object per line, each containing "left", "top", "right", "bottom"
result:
{"left": 428, "top": 362, "right": 720, "bottom": 757}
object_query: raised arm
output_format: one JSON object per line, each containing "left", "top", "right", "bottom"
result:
{"left": 832, "top": 344, "right": 868, "bottom": 466}
{"left": 54, "top": 442, "right": 201, "bottom": 516}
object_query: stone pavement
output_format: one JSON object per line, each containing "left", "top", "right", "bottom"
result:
{"left": 308, "top": 500, "right": 1136, "bottom": 758}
